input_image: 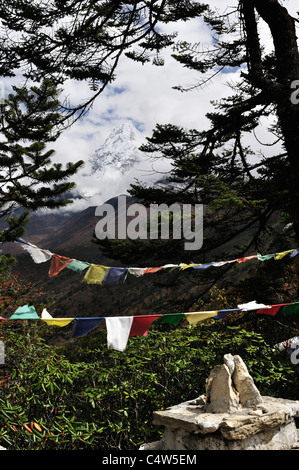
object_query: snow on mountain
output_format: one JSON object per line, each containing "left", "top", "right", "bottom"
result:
{"left": 61, "top": 121, "right": 170, "bottom": 211}
{"left": 89, "top": 122, "right": 143, "bottom": 174}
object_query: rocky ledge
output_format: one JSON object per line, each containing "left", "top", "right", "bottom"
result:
{"left": 141, "top": 354, "right": 299, "bottom": 451}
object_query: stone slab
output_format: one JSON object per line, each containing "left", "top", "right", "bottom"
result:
{"left": 153, "top": 397, "right": 299, "bottom": 441}
{"left": 146, "top": 420, "right": 298, "bottom": 450}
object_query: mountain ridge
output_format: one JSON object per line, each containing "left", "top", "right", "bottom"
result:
{"left": 89, "top": 122, "right": 143, "bottom": 175}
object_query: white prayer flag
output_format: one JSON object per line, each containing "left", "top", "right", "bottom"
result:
{"left": 105, "top": 316, "right": 134, "bottom": 351}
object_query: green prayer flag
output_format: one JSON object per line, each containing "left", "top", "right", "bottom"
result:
{"left": 67, "top": 260, "right": 91, "bottom": 273}
{"left": 280, "top": 302, "right": 299, "bottom": 315}
{"left": 154, "top": 313, "right": 184, "bottom": 326}
{"left": 257, "top": 253, "right": 275, "bottom": 261}
{"left": 10, "top": 304, "right": 39, "bottom": 320}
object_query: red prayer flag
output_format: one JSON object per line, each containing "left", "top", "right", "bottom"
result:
{"left": 129, "top": 315, "right": 161, "bottom": 337}
{"left": 143, "top": 267, "right": 163, "bottom": 274}
{"left": 237, "top": 255, "right": 258, "bottom": 263}
{"left": 49, "top": 254, "right": 74, "bottom": 277}
{"left": 257, "top": 303, "right": 293, "bottom": 316}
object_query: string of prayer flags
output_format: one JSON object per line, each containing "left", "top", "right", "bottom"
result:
{"left": 9, "top": 304, "right": 39, "bottom": 320}
{"left": 14, "top": 238, "right": 299, "bottom": 288}
{"left": 7, "top": 298, "right": 299, "bottom": 351}
{"left": 70, "top": 317, "right": 104, "bottom": 339}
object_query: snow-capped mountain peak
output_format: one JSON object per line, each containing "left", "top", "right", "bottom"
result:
{"left": 89, "top": 122, "right": 143, "bottom": 174}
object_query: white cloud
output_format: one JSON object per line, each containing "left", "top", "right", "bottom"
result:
{"left": 49, "top": 12, "right": 243, "bottom": 209}
{"left": 4, "top": 1, "right": 298, "bottom": 211}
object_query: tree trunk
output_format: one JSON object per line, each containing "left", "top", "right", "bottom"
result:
{"left": 242, "top": 0, "right": 299, "bottom": 288}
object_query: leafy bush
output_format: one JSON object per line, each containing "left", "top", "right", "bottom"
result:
{"left": 0, "top": 318, "right": 297, "bottom": 450}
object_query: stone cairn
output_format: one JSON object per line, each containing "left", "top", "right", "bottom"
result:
{"left": 141, "top": 354, "right": 299, "bottom": 450}
{"left": 203, "top": 353, "right": 263, "bottom": 413}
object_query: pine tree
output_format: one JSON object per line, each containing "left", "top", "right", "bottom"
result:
{"left": 91, "top": 2, "right": 299, "bottom": 268}
{"left": 0, "top": 79, "right": 83, "bottom": 243}
{"left": 0, "top": 1, "right": 208, "bottom": 120}
{"left": 1, "top": 1, "right": 299, "bottom": 278}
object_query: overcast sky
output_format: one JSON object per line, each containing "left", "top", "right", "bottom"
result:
{"left": 2, "top": 0, "right": 298, "bottom": 211}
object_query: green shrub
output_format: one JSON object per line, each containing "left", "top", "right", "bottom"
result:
{"left": 0, "top": 319, "right": 297, "bottom": 450}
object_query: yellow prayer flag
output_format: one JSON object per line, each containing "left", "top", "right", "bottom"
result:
{"left": 42, "top": 318, "right": 74, "bottom": 327}
{"left": 83, "top": 264, "right": 110, "bottom": 284}
{"left": 274, "top": 250, "right": 293, "bottom": 260}
{"left": 185, "top": 311, "right": 218, "bottom": 325}
{"left": 179, "top": 263, "right": 200, "bottom": 270}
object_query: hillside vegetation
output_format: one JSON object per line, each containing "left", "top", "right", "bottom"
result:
{"left": 0, "top": 267, "right": 298, "bottom": 450}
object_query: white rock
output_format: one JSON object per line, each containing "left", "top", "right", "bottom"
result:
{"left": 232, "top": 355, "right": 263, "bottom": 407}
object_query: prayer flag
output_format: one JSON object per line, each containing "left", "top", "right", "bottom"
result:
{"left": 256, "top": 303, "right": 292, "bottom": 316}
{"left": 42, "top": 318, "right": 74, "bottom": 327}
{"left": 280, "top": 302, "right": 299, "bottom": 315}
{"left": 67, "top": 260, "right": 91, "bottom": 273}
{"left": 238, "top": 301, "right": 271, "bottom": 311}
{"left": 128, "top": 268, "right": 146, "bottom": 277}
{"left": 10, "top": 304, "right": 39, "bottom": 320}
{"left": 83, "top": 265, "right": 110, "bottom": 285}
{"left": 213, "top": 309, "right": 240, "bottom": 319}
{"left": 192, "top": 263, "right": 214, "bottom": 270}
{"left": 185, "top": 311, "right": 218, "bottom": 325}
{"left": 41, "top": 308, "right": 73, "bottom": 326}
{"left": 102, "top": 267, "right": 128, "bottom": 286}
{"left": 70, "top": 317, "right": 104, "bottom": 338}
{"left": 105, "top": 316, "right": 133, "bottom": 352}
{"left": 143, "top": 267, "right": 163, "bottom": 274}
{"left": 179, "top": 263, "right": 200, "bottom": 270}
{"left": 257, "top": 253, "right": 276, "bottom": 261}
{"left": 129, "top": 315, "right": 161, "bottom": 337}
{"left": 155, "top": 313, "right": 184, "bottom": 326}
{"left": 290, "top": 249, "right": 299, "bottom": 258}
{"left": 41, "top": 308, "right": 52, "bottom": 319}
{"left": 213, "top": 260, "right": 237, "bottom": 266}
{"left": 49, "top": 254, "right": 73, "bottom": 277}
{"left": 274, "top": 250, "right": 294, "bottom": 260}
{"left": 237, "top": 255, "right": 258, "bottom": 263}
{"left": 17, "top": 238, "right": 52, "bottom": 264}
